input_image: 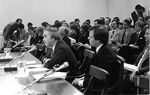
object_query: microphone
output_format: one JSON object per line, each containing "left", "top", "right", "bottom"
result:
{"left": 5, "top": 40, "right": 25, "bottom": 53}
{"left": 23, "top": 62, "right": 69, "bottom": 90}
{"left": 11, "top": 40, "right": 24, "bottom": 50}
{"left": 4, "top": 52, "right": 26, "bottom": 72}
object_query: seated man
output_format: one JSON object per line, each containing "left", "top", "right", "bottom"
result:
{"left": 123, "top": 29, "right": 149, "bottom": 94}
{"left": 42, "top": 27, "right": 79, "bottom": 82}
{"left": 73, "top": 26, "right": 120, "bottom": 95}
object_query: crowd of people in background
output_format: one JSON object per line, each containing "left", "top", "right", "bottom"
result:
{"left": 1, "top": 4, "right": 149, "bottom": 95}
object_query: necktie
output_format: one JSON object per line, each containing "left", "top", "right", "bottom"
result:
{"left": 111, "top": 30, "right": 114, "bottom": 38}
{"left": 51, "top": 49, "right": 54, "bottom": 58}
{"left": 121, "top": 29, "right": 126, "bottom": 44}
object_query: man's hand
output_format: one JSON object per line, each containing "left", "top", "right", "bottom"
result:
{"left": 72, "top": 77, "right": 84, "bottom": 87}
{"left": 130, "top": 71, "right": 136, "bottom": 81}
{"left": 43, "top": 58, "right": 51, "bottom": 63}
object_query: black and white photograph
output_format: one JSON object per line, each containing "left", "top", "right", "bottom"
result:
{"left": 0, "top": 0, "right": 149, "bottom": 95}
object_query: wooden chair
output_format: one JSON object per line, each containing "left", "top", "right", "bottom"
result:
{"left": 84, "top": 65, "right": 110, "bottom": 95}
{"left": 134, "top": 75, "right": 149, "bottom": 95}
{"left": 84, "top": 55, "right": 125, "bottom": 95}
{"left": 105, "top": 55, "right": 125, "bottom": 95}
{"left": 79, "top": 49, "right": 95, "bottom": 76}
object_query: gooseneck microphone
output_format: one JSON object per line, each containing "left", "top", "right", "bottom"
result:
{"left": 23, "top": 62, "right": 69, "bottom": 90}
{"left": 4, "top": 52, "right": 26, "bottom": 72}
{"left": 4, "top": 40, "right": 25, "bottom": 54}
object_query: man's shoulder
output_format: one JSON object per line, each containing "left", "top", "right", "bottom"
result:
{"left": 56, "top": 40, "right": 71, "bottom": 51}
{"left": 131, "top": 11, "right": 136, "bottom": 15}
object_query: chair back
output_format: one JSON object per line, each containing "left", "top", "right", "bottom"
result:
{"left": 84, "top": 49, "right": 95, "bottom": 59}
{"left": 89, "top": 65, "right": 109, "bottom": 81}
{"left": 84, "top": 65, "right": 109, "bottom": 95}
{"left": 134, "top": 75, "right": 149, "bottom": 94}
{"left": 105, "top": 55, "right": 125, "bottom": 94}
{"left": 79, "top": 49, "right": 94, "bottom": 75}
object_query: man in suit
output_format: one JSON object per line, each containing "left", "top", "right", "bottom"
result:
{"left": 123, "top": 28, "right": 149, "bottom": 94}
{"left": 119, "top": 21, "right": 146, "bottom": 64}
{"left": 129, "top": 21, "right": 146, "bottom": 55}
{"left": 73, "top": 26, "right": 120, "bottom": 95}
{"left": 117, "top": 19, "right": 135, "bottom": 63}
{"left": 117, "top": 19, "right": 135, "bottom": 46}
{"left": 131, "top": 4, "right": 144, "bottom": 25}
{"left": 42, "top": 27, "right": 79, "bottom": 82}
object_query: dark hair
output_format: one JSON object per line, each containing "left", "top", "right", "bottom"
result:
{"left": 75, "top": 18, "right": 80, "bottom": 22}
{"left": 86, "top": 19, "right": 91, "bottom": 24}
{"left": 89, "top": 25, "right": 100, "bottom": 31}
{"left": 124, "top": 19, "right": 131, "bottom": 25}
{"left": 112, "top": 20, "right": 120, "bottom": 26}
{"left": 94, "top": 28, "right": 108, "bottom": 45}
{"left": 16, "top": 18, "right": 22, "bottom": 23}
{"left": 106, "top": 17, "right": 111, "bottom": 22}
{"left": 113, "top": 17, "right": 120, "bottom": 22}
{"left": 17, "top": 23, "right": 24, "bottom": 29}
{"left": 127, "top": 18, "right": 132, "bottom": 25}
{"left": 70, "top": 23, "right": 80, "bottom": 32}
{"left": 81, "top": 22, "right": 89, "bottom": 31}
{"left": 53, "top": 21, "right": 62, "bottom": 28}
{"left": 94, "top": 19, "right": 105, "bottom": 25}
{"left": 41, "top": 22, "right": 48, "bottom": 28}
{"left": 27, "top": 22, "right": 33, "bottom": 27}
{"left": 135, "top": 4, "right": 142, "bottom": 10}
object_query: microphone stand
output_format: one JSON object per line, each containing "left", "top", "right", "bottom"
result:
{"left": 23, "top": 68, "right": 55, "bottom": 90}
{"left": 21, "top": 62, "right": 69, "bottom": 92}
{"left": 9, "top": 52, "right": 26, "bottom": 68}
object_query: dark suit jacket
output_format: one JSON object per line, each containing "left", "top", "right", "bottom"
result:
{"left": 62, "top": 36, "right": 71, "bottom": 47}
{"left": 84, "top": 45, "right": 120, "bottom": 89}
{"left": 129, "top": 30, "right": 146, "bottom": 54}
{"left": 117, "top": 28, "right": 135, "bottom": 46}
{"left": 44, "top": 40, "right": 79, "bottom": 77}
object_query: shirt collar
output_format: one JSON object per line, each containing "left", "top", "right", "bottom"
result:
{"left": 52, "top": 42, "right": 57, "bottom": 52}
{"left": 96, "top": 44, "right": 103, "bottom": 53}
{"left": 138, "top": 30, "right": 141, "bottom": 35}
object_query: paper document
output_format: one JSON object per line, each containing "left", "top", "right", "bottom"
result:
{"left": 26, "top": 64, "right": 43, "bottom": 68}
{"left": 33, "top": 72, "right": 67, "bottom": 80}
{"left": 124, "top": 63, "right": 138, "bottom": 72}
{"left": 27, "top": 64, "right": 49, "bottom": 75}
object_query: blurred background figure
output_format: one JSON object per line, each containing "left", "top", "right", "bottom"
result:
{"left": 3, "top": 18, "right": 23, "bottom": 48}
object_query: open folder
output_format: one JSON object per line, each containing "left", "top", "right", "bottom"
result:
{"left": 124, "top": 63, "right": 138, "bottom": 72}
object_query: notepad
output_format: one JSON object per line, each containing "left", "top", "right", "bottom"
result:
{"left": 124, "top": 63, "right": 138, "bottom": 72}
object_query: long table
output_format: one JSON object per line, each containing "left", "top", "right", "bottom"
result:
{"left": 0, "top": 52, "right": 84, "bottom": 95}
